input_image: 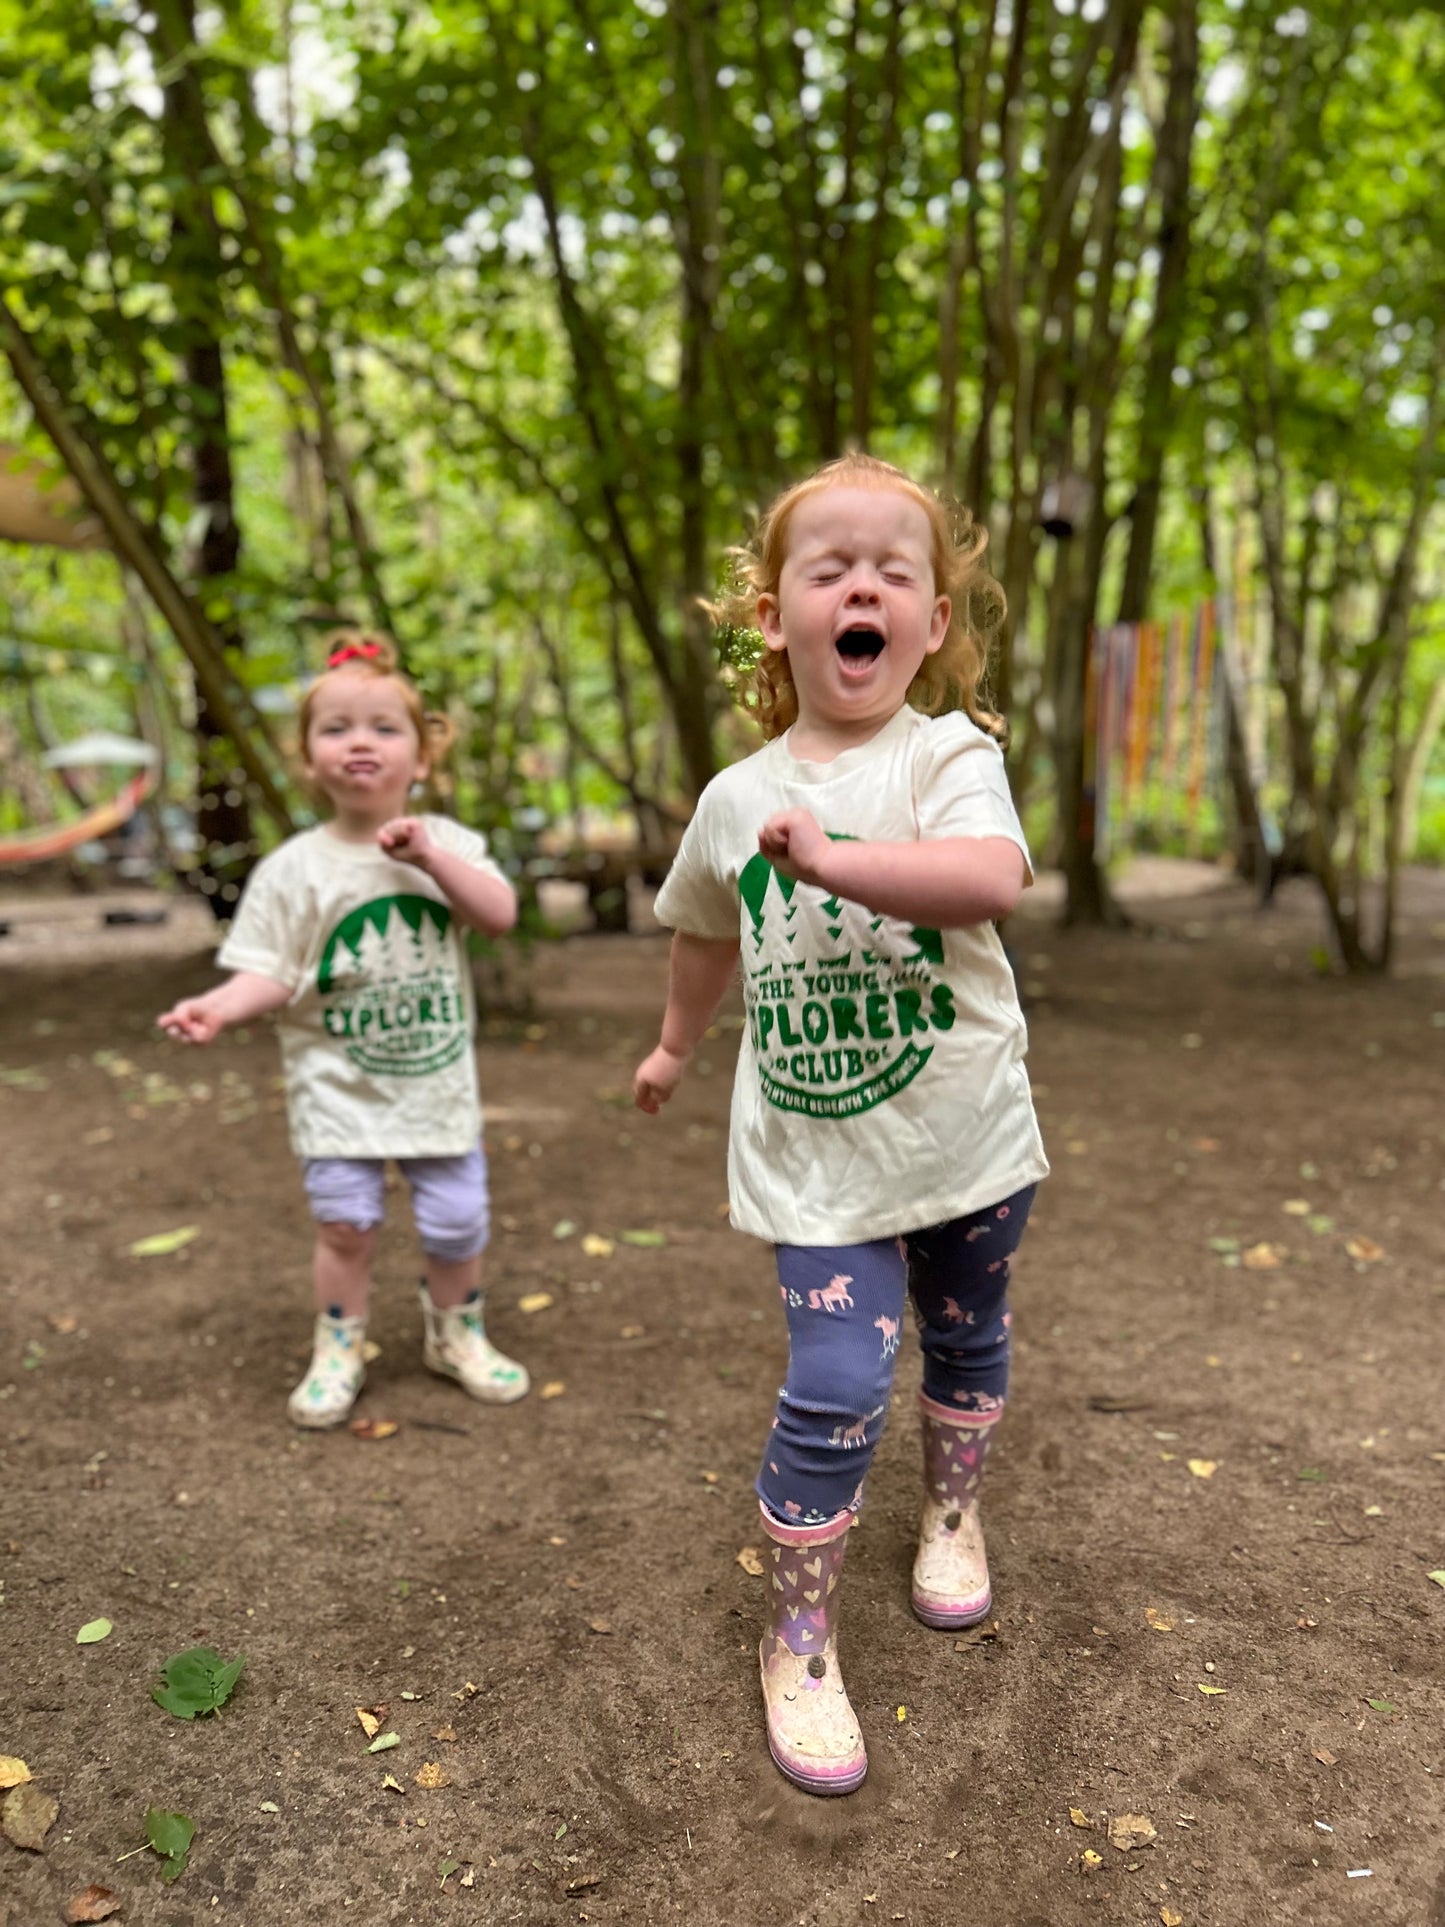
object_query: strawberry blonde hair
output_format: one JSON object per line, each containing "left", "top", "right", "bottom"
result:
{"left": 298, "top": 631, "right": 456, "bottom": 765}
{"left": 715, "top": 453, "right": 1006, "bottom": 741}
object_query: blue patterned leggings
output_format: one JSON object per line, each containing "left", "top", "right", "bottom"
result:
{"left": 756, "top": 1185, "right": 1037, "bottom": 1529}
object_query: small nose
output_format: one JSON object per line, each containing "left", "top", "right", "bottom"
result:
{"left": 845, "top": 568, "right": 881, "bottom": 603}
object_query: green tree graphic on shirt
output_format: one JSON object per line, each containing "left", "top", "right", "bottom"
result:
{"left": 736, "top": 853, "right": 954, "bottom": 1120}
{"left": 316, "top": 895, "right": 469, "bottom": 1078}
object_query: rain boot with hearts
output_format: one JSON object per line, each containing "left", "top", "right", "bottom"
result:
{"left": 911, "top": 1394, "right": 1001, "bottom": 1629}
{"left": 758, "top": 1506, "right": 867, "bottom": 1796}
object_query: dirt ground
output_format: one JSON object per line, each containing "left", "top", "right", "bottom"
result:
{"left": 2, "top": 864, "right": 1443, "bottom": 1927}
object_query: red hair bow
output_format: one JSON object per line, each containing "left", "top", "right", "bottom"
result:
{"left": 327, "top": 639, "right": 384, "bottom": 669}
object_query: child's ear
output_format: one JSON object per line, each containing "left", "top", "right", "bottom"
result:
{"left": 758, "top": 593, "right": 787, "bottom": 654}
{"left": 925, "top": 594, "right": 951, "bottom": 655}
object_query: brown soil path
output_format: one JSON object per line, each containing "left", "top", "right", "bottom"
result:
{"left": 2, "top": 871, "right": 1443, "bottom": 1926}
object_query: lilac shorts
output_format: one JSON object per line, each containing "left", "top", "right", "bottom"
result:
{"left": 301, "top": 1146, "right": 490, "bottom": 1263}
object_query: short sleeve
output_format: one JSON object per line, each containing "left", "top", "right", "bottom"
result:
{"left": 652, "top": 791, "right": 740, "bottom": 940}
{"left": 913, "top": 716, "right": 1034, "bottom": 883}
{"left": 215, "top": 849, "right": 307, "bottom": 989}
{"left": 425, "top": 814, "right": 509, "bottom": 887}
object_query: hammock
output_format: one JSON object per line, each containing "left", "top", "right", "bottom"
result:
{"left": 0, "top": 765, "right": 158, "bottom": 866}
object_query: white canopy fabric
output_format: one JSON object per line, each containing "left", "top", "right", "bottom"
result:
{"left": 42, "top": 730, "right": 161, "bottom": 770}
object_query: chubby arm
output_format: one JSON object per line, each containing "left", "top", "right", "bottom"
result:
{"left": 157, "top": 970, "right": 293, "bottom": 1045}
{"left": 634, "top": 931, "right": 741, "bottom": 1114}
{"left": 758, "top": 809, "right": 1026, "bottom": 928}
{"left": 379, "top": 817, "right": 518, "bottom": 937}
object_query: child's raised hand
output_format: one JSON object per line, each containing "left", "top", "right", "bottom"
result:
{"left": 378, "top": 816, "right": 433, "bottom": 867}
{"left": 156, "top": 998, "right": 223, "bottom": 1046}
{"left": 758, "top": 808, "right": 833, "bottom": 888}
{"left": 634, "top": 1044, "right": 689, "bottom": 1115}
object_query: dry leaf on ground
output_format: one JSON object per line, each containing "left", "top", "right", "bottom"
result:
{"left": 1081, "top": 1848, "right": 1103, "bottom": 1870}
{"left": 356, "top": 1706, "right": 385, "bottom": 1740}
{"left": 1187, "top": 1459, "right": 1217, "bottom": 1479}
{"left": 415, "top": 1762, "right": 450, "bottom": 1789}
{"left": 1346, "top": 1236, "right": 1384, "bottom": 1263}
{"left": 381, "top": 1773, "right": 404, "bottom": 1793}
{"left": 736, "top": 1546, "right": 764, "bottom": 1576}
{"left": 46, "top": 1313, "right": 79, "bottom": 1334}
{"left": 1241, "top": 1242, "right": 1285, "bottom": 1270}
{"left": 349, "top": 1418, "right": 398, "bottom": 1441}
{"left": 1145, "top": 1608, "right": 1174, "bottom": 1633}
{"left": 2, "top": 1782, "right": 60, "bottom": 1850}
{"left": 1107, "top": 1813, "right": 1157, "bottom": 1852}
{"left": 518, "top": 1293, "right": 554, "bottom": 1315}
{"left": 588, "top": 1619, "right": 614, "bottom": 1635}
{"left": 0, "top": 1757, "right": 31, "bottom": 1790}
{"left": 1069, "top": 1807, "right": 1094, "bottom": 1828}
{"left": 63, "top": 1888, "right": 122, "bottom": 1924}
{"left": 539, "top": 1381, "right": 566, "bottom": 1399}
{"left": 1313, "top": 1747, "right": 1338, "bottom": 1766}
{"left": 1161, "top": 1908, "right": 1184, "bottom": 1927}
{"left": 432, "top": 1725, "right": 457, "bottom": 1743}
{"left": 580, "top": 1235, "right": 614, "bottom": 1259}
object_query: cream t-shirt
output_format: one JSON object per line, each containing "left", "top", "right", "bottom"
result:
{"left": 653, "top": 706, "right": 1049, "bottom": 1245}
{"left": 216, "top": 817, "right": 504, "bottom": 1160}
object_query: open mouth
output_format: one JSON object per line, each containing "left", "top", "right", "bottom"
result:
{"left": 834, "top": 627, "right": 885, "bottom": 664}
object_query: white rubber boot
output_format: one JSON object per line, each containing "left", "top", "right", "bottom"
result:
{"left": 758, "top": 1506, "right": 867, "bottom": 1796}
{"left": 420, "top": 1288, "right": 529, "bottom": 1404}
{"left": 287, "top": 1311, "right": 367, "bottom": 1429}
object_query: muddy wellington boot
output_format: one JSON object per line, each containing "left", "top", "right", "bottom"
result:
{"left": 287, "top": 1309, "right": 367, "bottom": 1429}
{"left": 419, "top": 1285, "right": 530, "bottom": 1404}
{"left": 911, "top": 1395, "right": 1002, "bottom": 1629}
{"left": 758, "top": 1506, "right": 867, "bottom": 1796}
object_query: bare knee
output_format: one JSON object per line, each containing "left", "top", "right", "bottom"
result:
{"left": 315, "top": 1220, "right": 375, "bottom": 1262}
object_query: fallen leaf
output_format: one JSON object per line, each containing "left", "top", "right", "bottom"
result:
{"left": 432, "top": 1725, "right": 457, "bottom": 1743}
{"left": 619, "top": 1323, "right": 645, "bottom": 1338}
{"left": 564, "top": 1574, "right": 584, "bottom": 1591}
{"left": 1428, "top": 1572, "right": 1445, "bottom": 1590}
{"left": 0, "top": 1757, "right": 32, "bottom": 1789}
{"left": 1161, "top": 1909, "right": 1184, "bottom": 1927}
{"left": 415, "top": 1762, "right": 449, "bottom": 1789}
{"left": 1080, "top": 1848, "right": 1103, "bottom": 1870}
{"left": 128, "top": 1226, "right": 199, "bottom": 1258}
{"left": 144, "top": 1806, "right": 194, "bottom": 1883}
{"left": 1312, "top": 1747, "right": 1338, "bottom": 1766}
{"left": 736, "top": 1546, "right": 764, "bottom": 1576}
{"left": 2, "top": 1782, "right": 59, "bottom": 1850}
{"left": 76, "top": 1618, "right": 113, "bottom": 1644}
{"left": 1281, "top": 1199, "right": 1311, "bottom": 1216}
{"left": 1365, "top": 1697, "right": 1396, "bottom": 1715}
{"left": 1144, "top": 1608, "right": 1174, "bottom": 1633}
{"left": 1107, "top": 1813, "right": 1157, "bottom": 1852}
{"left": 46, "top": 1313, "right": 79, "bottom": 1334}
{"left": 621, "top": 1228, "right": 667, "bottom": 1247}
{"left": 1345, "top": 1236, "right": 1384, "bottom": 1263}
{"left": 539, "top": 1380, "right": 566, "bottom": 1399}
{"left": 552, "top": 1219, "right": 577, "bottom": 1240}
{"left": 356, "top": 1707, "right": 384, "bottom": 1740}
{"left": 361, "top": 1339, "right": 383, "bottom": 1363}
{"left": 1187, "top": 1459, "right": 1217, "bottom": 1480}
{"left": 580, "top": 1235, "right": 614, "bottom": 1259}
{"left": 896, "top": 1705, "right": 907, "bottom": 1722}
{"left": 381, "top": 1773, "right": 404, "bottom": 1793}
{"left": 1241, "top": 1242, "right": 1284, "bottom": 1270}
{"left": 566, "top": 1874, "right": 603, "bottom": 1895}
{"left": 152, "top": 1646, "right": 245, "bottom": 1720}
{"left": 349, "top": 1418, "right": 399, "bottom": 1441}
{"left": 517, "top": 1292, "right": 555, "bottom": 1314}
{"left": 1069, "top": 1807, "right": 1094, "bottom": 1828}
{"left": 1297, "top": 1467, "right": 1327, "bottom": 1483}
{"left": 587, "top": 1618, "right": 614, "bottom": 1636}
{"left": 63, "top": 1885, "right": 122, "bottom": 1923}
{"left": 259, "top": 1801, "right": 279, "bottom": 1813}
{"left": 439, "top": 1857, "right": 463, "bottom": 1883}
{"left": 953, "top": 1619, "right": 1000, "bottom": 1649}
{"left": 368, "top": 1732, "right": 401, "bottom": 1753}
{"left": 1197, "top": 1683, "right": 1227, "bottom": 1696}
{"left": 700, "top": 1470, "right": 720, "bottom": 1485}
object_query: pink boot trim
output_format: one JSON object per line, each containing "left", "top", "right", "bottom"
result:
{"left": 912, "top": 1395, "right": 1001, "bottom": 1629}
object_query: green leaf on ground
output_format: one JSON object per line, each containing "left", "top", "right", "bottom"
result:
{"left": 151, "top": 1645, "right": 245, "bottom": 1719}
{"left": 1366, "top": 1697, "right": 1396, "bottom": 1714}
{"left": 1427, "top": 1571, "right": 1445, "bottom": 1590}
{"left": 1297, "top": 1467, "right": 1327, "bottom": 1483}
{"left": 368, "top": 1731, "right": 401, "bottom": 1753}
{"left": 77, "top": 1618, "right": 113, "bottom": 1644}
{"left": 144, "top": 1806, "right": 195, "bottom": 1882}
{"left": 129, "top": 1226, "right": 199, "bottom": 1258}
{"left": 620, "top": 1229, "right": 667, "bottom": 1247}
